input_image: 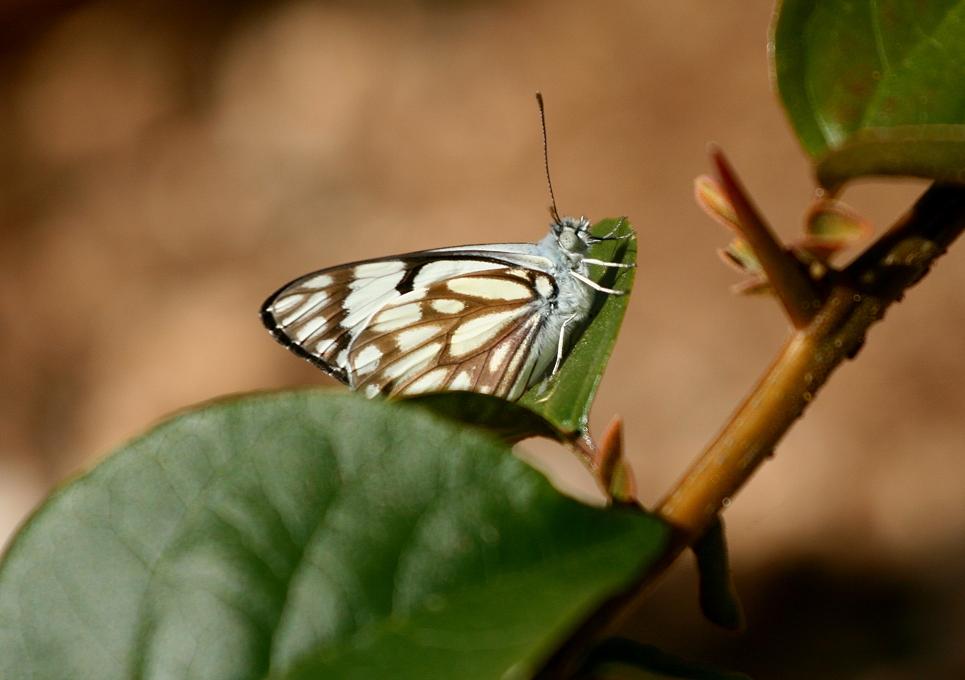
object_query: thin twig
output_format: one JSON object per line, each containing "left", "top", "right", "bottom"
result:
{"left": 712, "top": 149, "right": 822, "bottom": 328}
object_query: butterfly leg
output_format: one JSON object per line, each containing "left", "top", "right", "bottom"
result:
{"left": 590, "top": 217, "right": 634, "bottom": 242}
{"left": 582, "top": 257, "right": 635, "bottom": 268}
{"left": 571, "top": 271, "right": 626, "bottom": 296}
{"left": 551, "top": 313, "right": 580, "bottom": 378}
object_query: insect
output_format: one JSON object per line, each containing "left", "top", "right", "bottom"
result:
{"left": 261, "top": 94, "right": 633, "bottom": 401}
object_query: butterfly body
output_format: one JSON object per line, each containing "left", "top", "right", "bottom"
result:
{"left": 261, "top": 216, "right": 630, "bottom": 401}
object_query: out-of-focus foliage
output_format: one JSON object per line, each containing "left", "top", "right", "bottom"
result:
{"left": 773, "top": 0, "right": 965, "bottom": 189}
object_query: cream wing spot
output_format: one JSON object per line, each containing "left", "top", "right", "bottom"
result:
{"left": 371, "top": 302, "right": 423, "bottom": 332}
{"left": 534, "top": 275, "right": 554, "bottom": 299}
{"left": 293, "top": 316, "right": 327, "bottom": 343}
{"left": 402, "top": 368, "right": 451, "bottom": 395}
{"left": 341, "top": 271, "right": 406, "bottom": 328}
{"left": 488, "top": 343, "right": 510, "bottom": 373}
{"left": 383, "top": 342, "right": 442, "bottom": 380}
{"left": 396, "top": 325, "right": 442, "bottom": 352}
{"left": 403, "top": 287, "right": 428, "bottom": 302}
{"left": 353, "top": 344, "right": 383, "bottom": 375}
{"left": 354, "top": 261, "right": 405, "bottom": 278}
{"left": 315, "top": 336, "right": 336, "bottom": 354}
{"left": 413, "top": 260, "right": 504, "bottom": 288}
{"left": 281, "top": 290, "right": 329, "bottom": 325}
{"left": 364, "top": 384, "right": 381, "bottom": 398}
{"left": 303, "top": 273, "right": 333, "bottom": 288}
{"left": 271, "top": 293, "right": 304, "bottom": 314}
{"left": 449, "top": 308, "right": 526, "bottom": 357}
{"left": 450, "top": 371, "right": 473, "bottom": 390}
{"left": 447, "top": 277, "right": 533, "bottom": 301}
{"left": 430, "top": 299, "right": 465, "bottom": 314}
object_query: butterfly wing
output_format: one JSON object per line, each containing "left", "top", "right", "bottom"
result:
{"left": 261, "top": 247, "right": 561, "bottom": 400}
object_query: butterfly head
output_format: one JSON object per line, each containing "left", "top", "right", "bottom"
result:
{"left": 552, "top": 215, "right": 594, "bottom": 255}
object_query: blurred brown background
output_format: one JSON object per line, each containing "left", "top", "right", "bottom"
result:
{"left": 1, "top": 1, "right": 964, "bottom": 677}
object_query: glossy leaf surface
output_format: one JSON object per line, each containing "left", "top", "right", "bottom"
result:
{"left": 0, "top": 391, "right": 667, "bottom": 680}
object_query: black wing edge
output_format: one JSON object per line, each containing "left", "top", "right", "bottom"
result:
{"left": 259, "top": 280, "right": 350, "bottom": 385}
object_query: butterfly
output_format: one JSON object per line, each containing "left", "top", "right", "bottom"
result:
{"left": 260, "top": 95, "right": 634, "bottom": 401}
{"left": 261, "top": 216, "right": 632, "bottom": 400}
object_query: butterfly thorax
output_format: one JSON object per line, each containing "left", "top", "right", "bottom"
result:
{"left": 536, "top": 216, "right": 596, "bottom": 309}
{"left": 528, "top": 217, "right": 597, "bottom": 374}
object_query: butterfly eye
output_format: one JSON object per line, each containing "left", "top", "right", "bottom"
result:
{"left": 559, "top": 229, "right": 578, "bottom": 250}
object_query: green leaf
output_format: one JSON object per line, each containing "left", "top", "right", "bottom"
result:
{"left": 802, "top": 197, "right": 871, "bottom": 251}
{"left": 0, "top": 390, "right": 668, "bottom": 680}
{"left": 517, "top": 217, "right": 636, "bottom": 436}
{"left": 772, "top": 0, "right": 965, "bottom": 189}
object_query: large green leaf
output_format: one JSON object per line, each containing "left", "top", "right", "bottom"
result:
{"left": 772, "top": 0, "right": 965, "bottom": 189}
{"left": 0, "top": 390, "right": 667, "bottom": 680}
{"left": 517, "top": 217, "right": 636, "bottom": 436}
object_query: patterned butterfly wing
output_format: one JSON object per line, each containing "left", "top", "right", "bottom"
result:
{"left": 261, "top": 251, "right": 560, "bottom": 400}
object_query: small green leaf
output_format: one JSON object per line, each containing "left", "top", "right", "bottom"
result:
{"left": 803, "top": 198, "right": 871, "bottom": 248}
{"left": 517, "top": 217, "right": 636, "bottom": 436}
{"left": 0, "top": 390, "right": 668, "bottom": 680}
{"left": 772, "top": 0, "right": 965, "bottom": 189}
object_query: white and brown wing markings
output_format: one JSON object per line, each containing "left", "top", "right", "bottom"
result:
{"left": 347, "top": 268, "right": 558, "bottom": 399}
{"left": 261, "top": 254, "right": 558, "bottom": 392}
{"left": 261, "top": 261, "right": 408, "bottom": 381}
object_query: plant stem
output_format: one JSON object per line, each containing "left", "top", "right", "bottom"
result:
{"left": 658, "top": 289, "right": 856, "bottom": 531}
{"left": 660, "top": 182, "right": 965, "bottom": 536}
{"left": 535, "top": 182, "right": 965, "bottom": 678}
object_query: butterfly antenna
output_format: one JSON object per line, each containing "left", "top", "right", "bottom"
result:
{"left": 536, "top": 92, "right": 562, "bottom": 224}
